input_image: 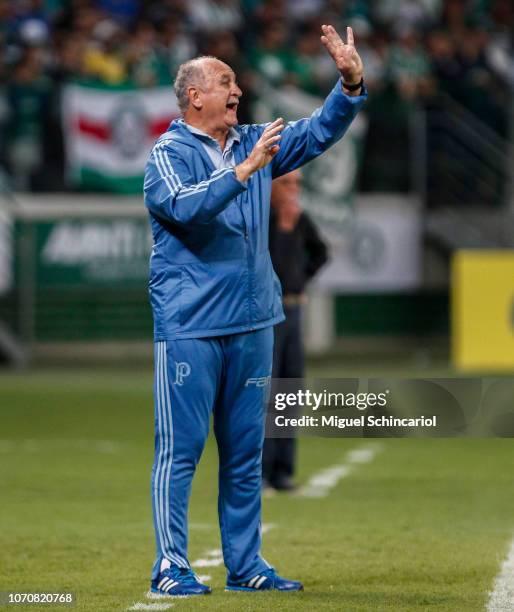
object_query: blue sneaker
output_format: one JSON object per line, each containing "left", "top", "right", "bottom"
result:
{"left": 226, "top": 568, "right": 303, "bottom": 592}
{"left": 150, "top": 565, "right": 211, "bottom": 597}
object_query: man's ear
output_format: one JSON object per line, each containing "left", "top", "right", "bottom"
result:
{"left": 188, "top": 86, "right": 202, "bottom": 110}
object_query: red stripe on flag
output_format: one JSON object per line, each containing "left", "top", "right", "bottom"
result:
{"left": 76, "top": 118, "right": 111, "bottom": 141}
{"left": 74, "top": 113, "right": 178, "bottom": 141}
{"left": 149, "top": 116, "right": 177, "bottom": 138}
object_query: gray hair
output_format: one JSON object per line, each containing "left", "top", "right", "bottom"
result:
{"left": 174, "top": 56, "right": 217, "bottom": 113}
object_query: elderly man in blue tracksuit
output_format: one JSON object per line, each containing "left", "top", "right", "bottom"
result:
{"left": 144, "top": 24, "right": 366, "bottom": 596}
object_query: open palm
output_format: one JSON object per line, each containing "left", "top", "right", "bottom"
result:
{"left": 321, "top": 25, "right": 364, "bottom": 85}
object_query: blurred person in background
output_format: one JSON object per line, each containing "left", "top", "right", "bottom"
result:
{"left": 126, "top": 20, "right": 169, "bottom": 87}
{"left": 388, "top": 26, "right": 434, "bottom": 103}
{"left": 0, "top": 0, "right": 14, "bottom": 48}
{"left": 285, "top": 0, "right": 326, "bottom": 24}
{"left": 158, "top": 19, "right": 196, "bottom": 79}
{"left": 263, "top": 169, "right": 328, "bottom": 493}
{"left": 5, "top": 47, "right": 52, "bottom": 190}
{"left": 249, "top": 20, "right": 293, "bottom": 87}
{"left": 426, "top": 29, "right": 463, "bottom": 99}
{"left": 10, "top": 0, "right": 49, "bottom": 31}
{"left": 248, "top": 0, "right": 286, "bottom": 28}
{"left": 95, "top": 0, "right": 140, "bottom": 25}
{"left": 289, "top": 22, "right": 336, "bottom": 95}
{"left": 64, "top": 3, "right": 103, "bottom": 38}
{"left": 82, "top": 18, "right": 127, "bottom": 84}
{"left": 441, "top": 0, "right": 467, "bottom": 32}
{"left": 373, "top": 0, "right": 440, "bottom": 25}
{"left": 50, "top": 29, "right": 88, "bottom": 81}
{"left": 393, "top": 0, "right": 434, "bottom": 30}
{"left": 187, "top": 0, "right": 243, "bottom": 34}
{"left": 360, "top": 25, "right": 434, "bottom": 191}
{"left": 456, "top": 26, "right": 506, "bottom": 133}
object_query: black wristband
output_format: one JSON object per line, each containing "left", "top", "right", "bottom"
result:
{"left": 342, "top": 77, "right": 364, "bottom": 92}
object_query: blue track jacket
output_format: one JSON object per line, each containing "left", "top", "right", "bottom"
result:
{"left": 144, "top": 81, "right": 367, "bottom": 340}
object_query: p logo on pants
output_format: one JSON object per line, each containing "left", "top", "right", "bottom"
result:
{"left": 174, "top": 361, "right": 191, "bottom": 385}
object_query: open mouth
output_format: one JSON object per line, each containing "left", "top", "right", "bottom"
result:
{"left": 226, "top": 102, "right": 238, "bottom": 111}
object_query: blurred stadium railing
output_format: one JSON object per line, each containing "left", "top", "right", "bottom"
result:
{"left": 424, "top": 94, "right": 509, "bottom": 209}
{"left": 414, "top": 91, "right": 513, "bottom": 251}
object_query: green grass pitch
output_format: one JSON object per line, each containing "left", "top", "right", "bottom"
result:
{"left": 1, "top": 366, "right": 513, "bottom": 611}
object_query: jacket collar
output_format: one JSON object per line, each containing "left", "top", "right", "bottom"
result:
{"left": 164, "top": 119, "right": 244, "bottom": 171}
{"left": 183, "top": 123, "right": 241, "bottom": 149}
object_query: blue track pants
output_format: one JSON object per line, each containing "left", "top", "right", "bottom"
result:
{"left": 151, "top": 327, "right": 273, "bottom": 583}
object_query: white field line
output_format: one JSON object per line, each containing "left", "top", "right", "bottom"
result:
{"left": 196, "top": 575, "right": 211, "bottom": 583}
{"left": 191, "top": 548, "right": 223, "bottom": 568}
{"left": 486, "top": 536, "right": 514, "bottom": 611}
{"left": 189, "top": 522, "right": 211, "bottom": 530}
{"left": 298, "top": 444, "right": 382, "bottom": 498}
{"left": 145, "top": 591, "right": 176, "bottom": 601}
{"left": 346, "top": 447, "right": 379, "bottom": 464}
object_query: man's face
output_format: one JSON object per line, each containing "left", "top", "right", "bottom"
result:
{"left": 271, "top": 170, "right": 302, "bottom": 208}
{"left": 194, "top": 59, "right": 242, "bottom": 129}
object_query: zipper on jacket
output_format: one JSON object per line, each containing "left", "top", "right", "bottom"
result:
{"left": 239, "top": 193, "right": 248, "bottom": 240}
{"left": 241, "top": 212, "right": 248, "bottom": 239}
{"left": 241, "top": 191, "right": 253, "bottom": 326}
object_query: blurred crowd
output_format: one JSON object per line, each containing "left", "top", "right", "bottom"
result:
{"left": 0, "top": 0, "right": 513, "bottom": 191}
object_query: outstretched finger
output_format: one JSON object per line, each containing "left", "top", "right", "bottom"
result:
{"left": 347, "top": 26, "right": 354, "bottom": 47}
{"left": 264, "top": 118, "right": 284, "bottom": 132}
{"left": 262, "top": 134, "right": 282, "bottom": 147}
{"left": 322, "top": 24, "right": 344, "bottom": 47}
{"left": 320, "top": 34, "right": 335, "bottom": 55}
{"left": 262, "top": 123, "right": 284, "bottom": 139}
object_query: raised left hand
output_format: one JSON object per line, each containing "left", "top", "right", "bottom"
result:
{"left": 321, "top": 25, "right": 364, "bottom": 86}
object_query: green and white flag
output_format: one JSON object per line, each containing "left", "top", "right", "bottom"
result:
{"left": 62, "top": 83, "right": 180, "bottom": 193}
